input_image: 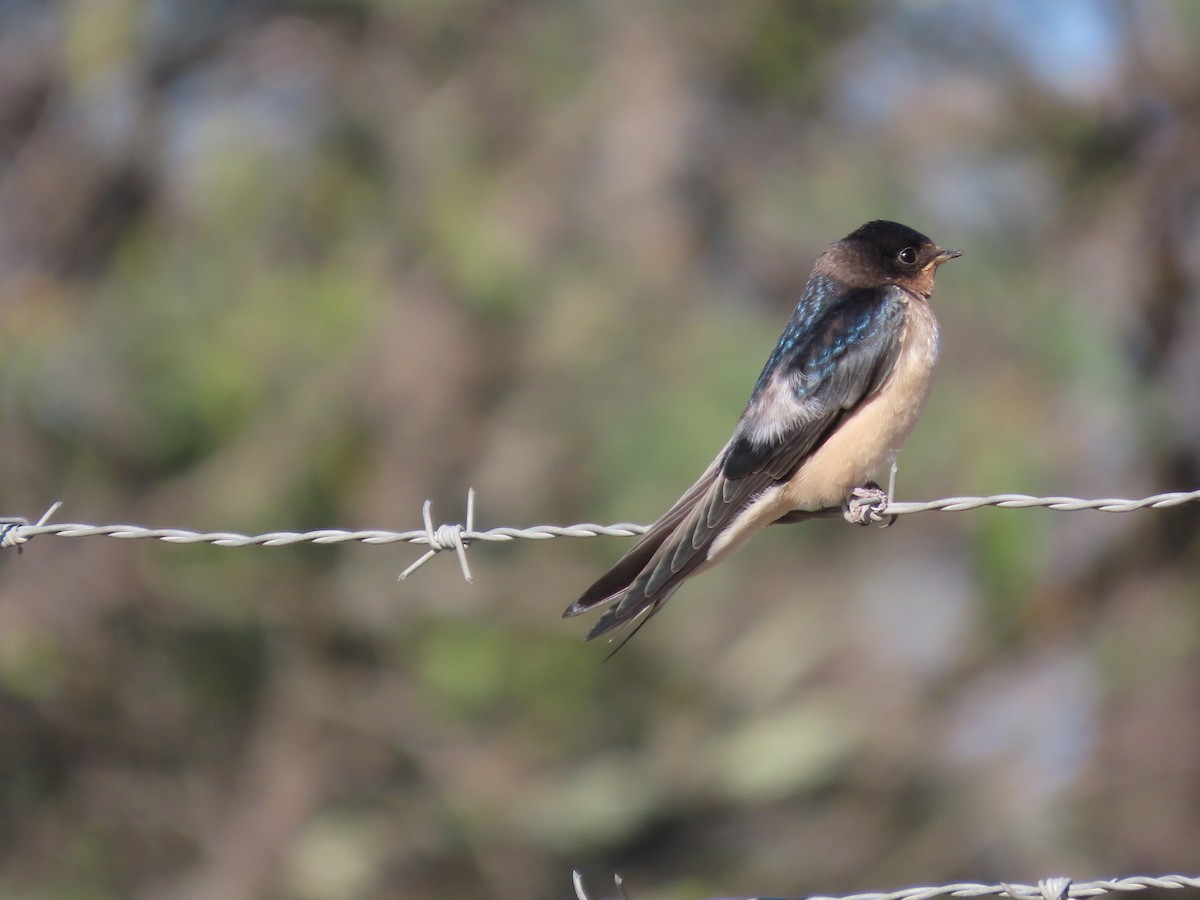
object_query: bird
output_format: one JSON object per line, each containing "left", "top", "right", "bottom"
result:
{"left": 563, "top": 220, "right": 961, "bottom": 646}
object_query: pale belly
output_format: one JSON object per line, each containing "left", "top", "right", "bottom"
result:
{"left": 784, "top": 297, "right": 939, "bottom": 510}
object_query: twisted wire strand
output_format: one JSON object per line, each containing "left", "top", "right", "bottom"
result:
{"left": 572, "top": 873, "right": 1200, "bottom": 900}
{"left": 885, "top": 489, "right": 1200, "bottom": 514}
{"left": 3, "top": 489, "right": 1200, "bottom": 579}
{"left": 1, "top": 519, "right": 652, "bottom": 547}
{"left": 797, "top": 875, "right": 1200, "bottom": 900}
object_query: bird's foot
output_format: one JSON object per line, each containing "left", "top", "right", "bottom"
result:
{"left": 843, "top": 482, "right": 896, "bottom": 528}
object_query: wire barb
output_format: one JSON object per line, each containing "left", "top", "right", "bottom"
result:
{"left": 572, "top": 870, "right": 632, "bottom": 900}
{"left": 0, "top": 501, "right": 62, "bottom": 551}
{"left": 398, "top": 488, "right": 476, "bottom": 583}
{"left": 1039, "top": 879, "right": 1073, "bottom": 900}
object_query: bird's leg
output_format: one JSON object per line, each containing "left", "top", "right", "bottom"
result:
{"left": 843, "top": 469, "right": 898, "bottom": 528}
{"left": 843, "top": 483, "right": 887, "bottom": 525}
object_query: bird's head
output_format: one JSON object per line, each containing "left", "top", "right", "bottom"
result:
{"left": 818, "top": 220, "right": 961, "bottom": 298}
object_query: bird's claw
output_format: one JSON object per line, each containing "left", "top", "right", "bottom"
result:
{"left": 843, "top": 482, "right": 896, "bottom": 527}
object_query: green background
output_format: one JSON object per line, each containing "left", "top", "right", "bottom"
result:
{"left": 2, "top": 2, "right": 1200, "bottom": 898}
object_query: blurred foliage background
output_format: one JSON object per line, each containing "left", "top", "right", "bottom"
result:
{"left": 3, "top": 1, "right": 1200, "bottom": 898}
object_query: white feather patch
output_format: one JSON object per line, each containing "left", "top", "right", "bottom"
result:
{"left": 740, "top": 374, "right": 824, "bottom": 446}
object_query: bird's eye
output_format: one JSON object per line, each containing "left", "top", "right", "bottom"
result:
{"left": 897, "top": 247, "right": 918, "bottom": 265}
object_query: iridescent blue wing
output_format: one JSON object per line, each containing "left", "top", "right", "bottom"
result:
{"left": 723, "top": 284, "right": 907, "bottom": 480}
{"left": 565, "top": 285, "right": 907, "bottom": 641}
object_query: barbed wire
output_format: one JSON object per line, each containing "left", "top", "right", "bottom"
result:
{"left": 569, "top": 872, "right": 1200, "bottom": 900}
{"left": 2, "top": 487, "right": 1199, "bottom": 581}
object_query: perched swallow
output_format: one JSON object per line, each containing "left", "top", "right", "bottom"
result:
{"left": 564, "top": 220, "right": 960, "bottom": 644}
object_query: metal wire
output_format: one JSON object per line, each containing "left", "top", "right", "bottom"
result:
{"left": 569, "top": 872, "right": 1200, "bottom": 900}
{"left": 800, "top": 875, "right": 1200, "bottom": 900}
{"left": 3, "top": 488, "right": 1199, "bottom": 580}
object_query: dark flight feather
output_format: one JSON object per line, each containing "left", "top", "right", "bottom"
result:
{"left": 565, "top": 282, "right": 910, "bottom": 641}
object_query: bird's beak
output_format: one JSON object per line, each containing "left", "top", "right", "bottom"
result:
{"left": 932, "top": 248, "right": 963, "bottom": 267}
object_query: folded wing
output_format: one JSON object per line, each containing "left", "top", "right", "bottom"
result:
{"left": 565, "top": 285, "right": 910, "bottom": 641}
